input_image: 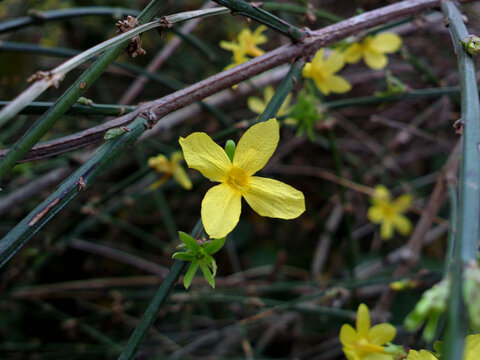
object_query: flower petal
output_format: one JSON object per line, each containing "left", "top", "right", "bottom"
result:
{"left": 322, "top": 75, "right": 352, "bottom": 94}
{"left": 173, "top": 166, "right": 192, "bottom": 190}
{"left": 370, "top": 33, "right": 402, "bottom": 53}
{"left": 247, "top": 97, "right": 266, "bottom": 115}
{"left": 179, "top": 133, "right": 231, "bottom": 182}
{"left": 278, "top": 93, "right": 292, "bottom": 117}
{"left": 201, "top": 183, "right": 242, "bottom": 238}
{"left": 380, "top": 220, "right": 394, "bottom": 240}
{"left": 233, "top": 118, "right": 279, "bottom": 175}
{"left": 220, "top": 40, "right": 238, "bottom": 51}
{"left": 406, "top": 350, "right": 438, "bottom": 360}
{"left": 373, "top": 185, "right": 391, "bottom": 202}
{"left": 394, "top": 193, "right": 412, "bottom": 212}
{"left": 322, "top": 50, "right": 346, "bottom": 75}
{"left": 367, "top": 205, "right": 383, "bottom": 224}
{"left": 313, "top": 78, "right": 331, "bottom": 95}
{"left": 302, "top": 63, "right": 314, "bottom": 79}
{"left": 243, "top": 176, "right": 305, "bottom": 219}
{"left": 343, "top": 43, "right": 363, "bottom": 63}
{"left": 342, "top": 348, "right": 358, "bottom": 360}
{"left": 148, "top": 154, "right": 170, "bottom": 173}
{"left": 339, "top": 324, "right": 357, "bottom": 346}
{"left": 264, "top": 86, "right": 274, "bottom": 102}
{"left": 465, "top": 334, "right": 480, "bottom": 360}
{"left": 356, "top": 304, "right": 371, "bottom": 337}
{"left": 368, "top": 323, "right": 396, "bottom": 345}
{"left": 170, "top": 151, "right": 184, "bottom": 165}
{"left": 311, "top": 48, "right": 325, "bottom": 68}
{"left": 252, "top": 25, "right": 268, "bottom": 44}
{"left": 364, "top": 49, "right": 388, "bottom": 70}
{"left": 365, "top": 354, "right": 395, "bottom": 360}
{"left": 393, "top": 214, "right": 412, "bottom": 235}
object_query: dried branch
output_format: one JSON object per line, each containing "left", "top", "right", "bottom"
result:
{"left": 1, "top": 0, "right": 464, "bottom": 165}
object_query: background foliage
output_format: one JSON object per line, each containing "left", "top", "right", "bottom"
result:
{"left": 1, "top": 0, "right": 479, "bottom": 359}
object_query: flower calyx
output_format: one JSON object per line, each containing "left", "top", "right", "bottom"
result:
{"left": 172, "top": 231, "right": 226, "bottom": 289}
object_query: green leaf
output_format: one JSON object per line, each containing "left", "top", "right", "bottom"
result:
{"left": 183, "top": 261, "right": 199, "bottom": 289}
{"left": 203, "top": 237, "right": 226, "bottom": 255}
{"left": 199, "top": 262, "right": 215, "bottom": 288}
{"left": 204, "top": 255, "right": 217, "bottom": 277}
{"left": 178, "top": 231, "right": 201, "bottom": 252}
{"left": 172, "top": 252, "right": 195, "bottom": 261}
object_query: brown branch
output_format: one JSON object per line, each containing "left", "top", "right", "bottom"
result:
{"left": 118, "top": 1, "right": 216, "bottom": 105}
{"left": 0, "top": 0, "right": 467, "bottom": 163}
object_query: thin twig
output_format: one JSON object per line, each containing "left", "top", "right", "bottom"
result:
{"left": 118, "top": 1, "right": 216, "bottom": 105}
{"left": 0, "top": 0, "right": 463, "bottom": 165}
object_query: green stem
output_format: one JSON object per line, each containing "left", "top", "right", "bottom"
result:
{"left": 32, "top": 299, "right": 123, "bottom": 354}
{"left": 0, "top": 7, "right": 140, "bottom": 34}
{"left": 0, "top": 41, "right": 185, "bottom": 90}
{"left": 327, "top": 130, "right": 356, "bottom": 278}
{"left": 257, "top": 59, "right": 305, "bottom": 123}
{"left": 441, "top": 2, "right": 480, "bottom": 359}
{"left": 116, "top": 220, "right": 203, "bottom": 360}
{"left": 0, "top": 101, "right": 136, "bottom": 117}
{"left": 0, "top": 6, "right": 229, "bottom": 127}
{"left": 0, "top": 0, "right": 168, "bottom": 182}
{"left": 262, "top": 2, "right": 342, "bottom": 23}
{"left": 0, "top": 116, "right": 147, "bottom": 267}
{"left": 212, "top": 0, "right": 304, "bottom": 41}
{"left": 324, "top": 86, "right": 460, "bottom": 109}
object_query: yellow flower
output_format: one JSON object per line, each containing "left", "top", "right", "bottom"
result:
{"left": 406, "top": 334, "right": 480, "bottom": 360}
{"left": 179, "top": 118, "right": 305, "bottom": 239}
{"left": 220, "top": 26, "right": 267, "bottom": 69}
{"left": 343, "top": 33, "right": 402, "bottom": 70}
{"left": 465, "top": 334, "right": 480, "bottom": 360}
{"left": 221, "top": 42, "right": 249, "bottom": 70}
{"left": 302, "top": 49, "right": 352, "bottom": 95}
{"left": 148, "top": 151, "right": 192, "bottom": 190}
{"left": 367, "top": 185, "right": 412, "bottom": 240}
{"left": 406, "top": 350, "right": 437, "bottom": 360}
{"left": 247, "top": 86, "right": 294, "bottom": 120}
{"left": 340, "top": 303, "right": 397, "bottom": 360}
{"left": 238, "top": 25, "right": 267, "bottom": 57}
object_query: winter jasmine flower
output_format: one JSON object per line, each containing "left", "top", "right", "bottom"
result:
{"left": 247, "top": 86, "right": 293, "bottom": 121}
{"left": 340, "top": 303, "right": 397, "bottom": 360}
{"left": 148, "top": 151, "right": 192, "bottom": 190}
{"left": 343, "top": 33, "right": 402, "bottom": 70}
{"left": 367, "top": 185, "right": 412, "bottom": 240}
{"left": 179, "top": 118, "right": 305, "bottom": 239}
{"left": 302, "top": 49, "right": 352, "bottom": 95}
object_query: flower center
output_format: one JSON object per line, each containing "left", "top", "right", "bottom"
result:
{"left": 380, "top": 202, "right": 397, "bottom": 220}
{"left": 225, "top": 166, "right": 250, "bottom": 194}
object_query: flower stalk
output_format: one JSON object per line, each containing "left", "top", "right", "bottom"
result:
{"left": 441, "top": 2, "right": 480, "bottom": 360}
{"left": 212, "top": 0, "right": 304, "bottom": 41}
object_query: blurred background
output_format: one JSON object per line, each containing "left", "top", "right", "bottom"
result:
{"left": 1, "top": 0, "right": 479, "bottom": 358}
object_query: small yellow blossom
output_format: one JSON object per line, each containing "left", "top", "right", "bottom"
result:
{"left": 343, "top": 33, "right": 402, "bottom": 70}
{"left": 247, "top": 86, "right": 294, "bottom": 121}
{"left": 367, "top": 185, "right": 412, "bottom": 240}
{"left": 340, "top": 303, "right": 397, "bottom": 360}
{"left": 220, "top": 26, "right": 267, "bottom": 69}
{"left": 406, "top": 334, "right": 480, "bottom": 360}
{"left": 302, "top": 49, "right": 352, "bottom": 95}
{"left": 179, "top": 118, "right": 305, "bottom": 239}
{"left": 148, "top": 151, "right": 192, "bottom": 190}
